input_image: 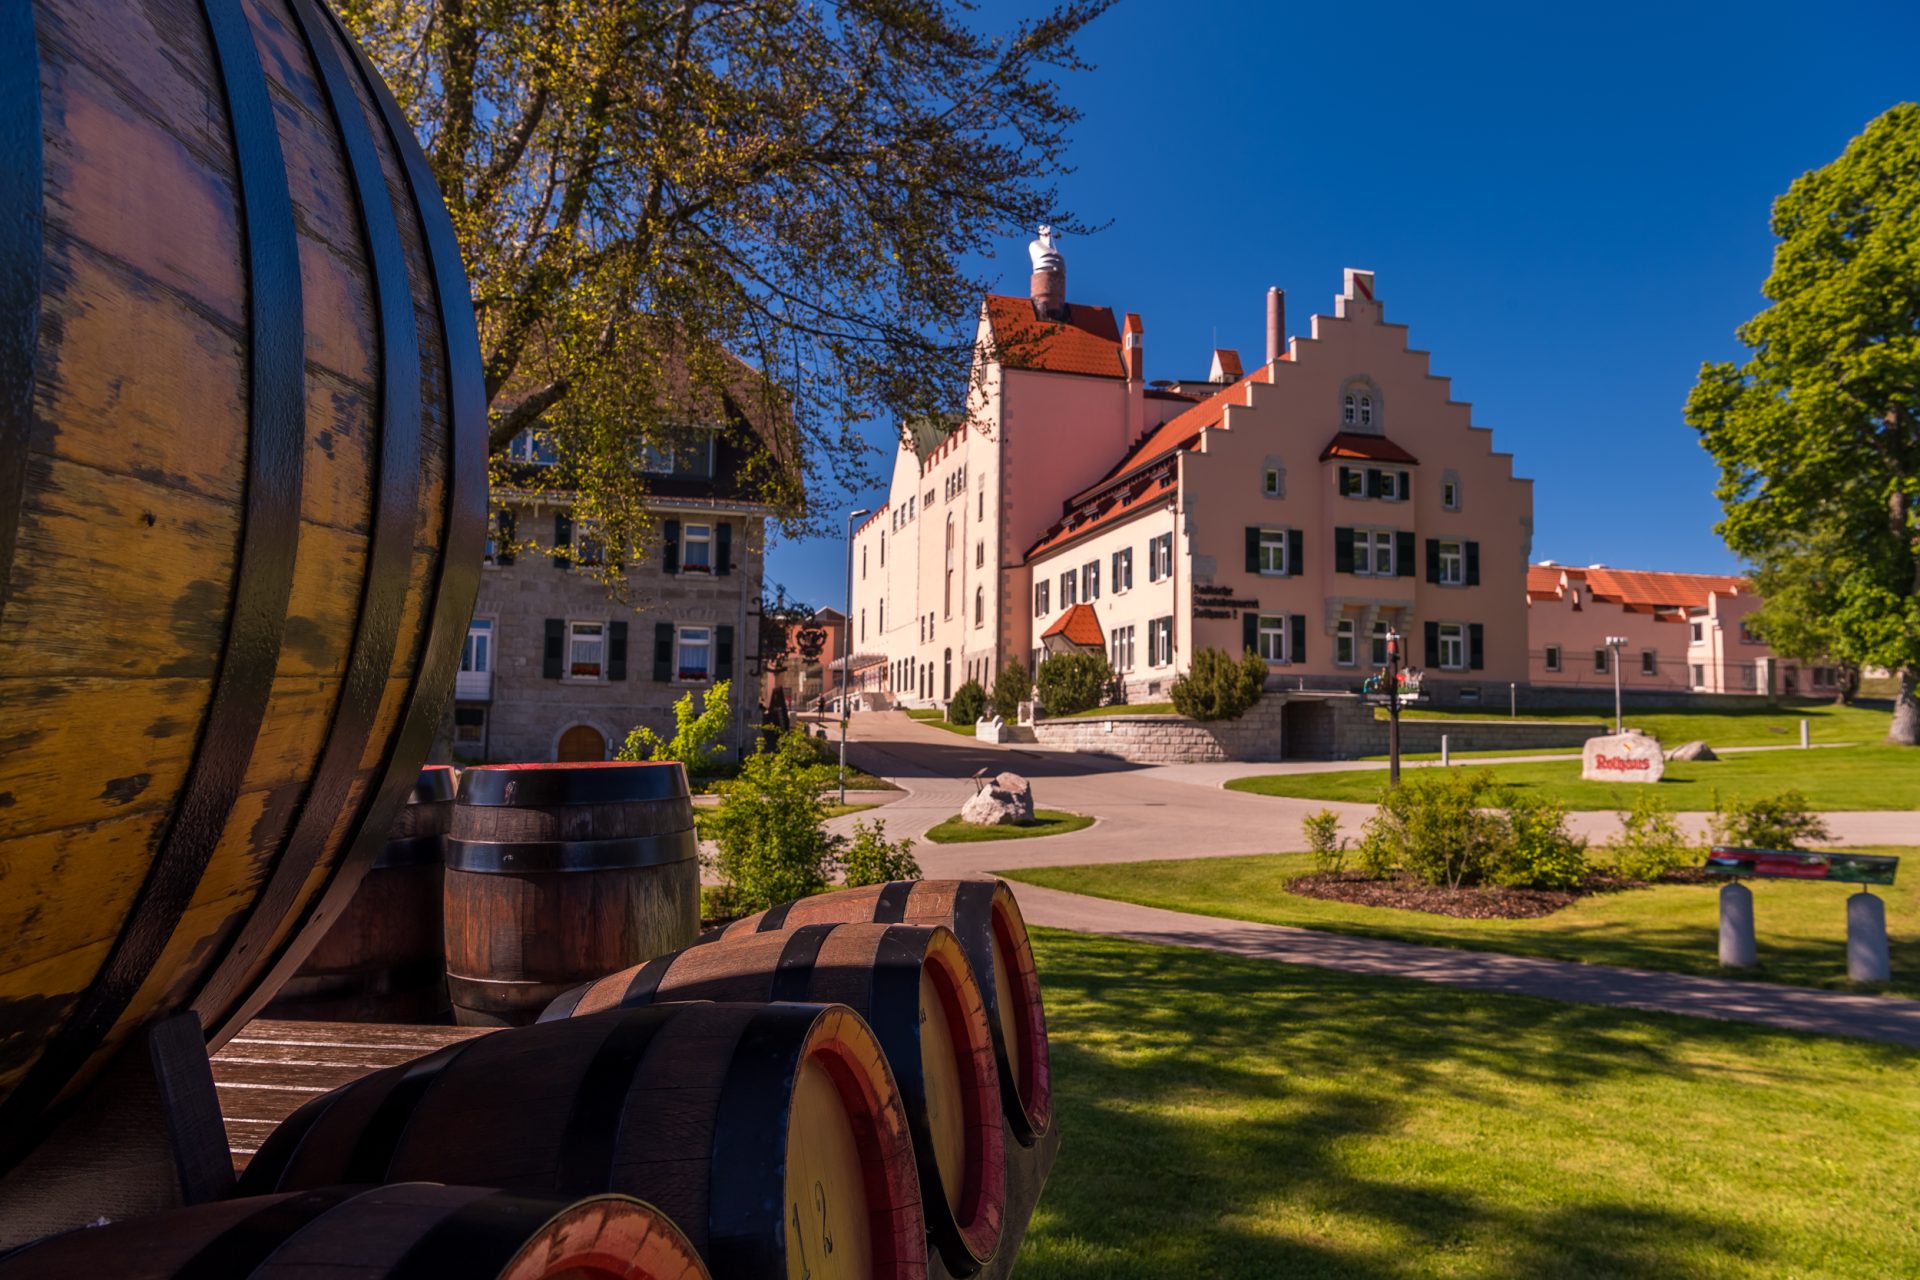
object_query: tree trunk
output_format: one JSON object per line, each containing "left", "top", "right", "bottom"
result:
{"left": 1890, "top": 667, "right": 1919, "bottom": 746}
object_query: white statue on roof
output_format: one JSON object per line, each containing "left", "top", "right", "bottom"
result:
{"left": 1029, "top": 225, "right": 1063, "bottom": 274}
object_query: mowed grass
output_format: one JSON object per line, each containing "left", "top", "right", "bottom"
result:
{"left": 1004, "top": 848, "right": 1920, "bottom": 997}
{"left": 923, "top": 809, "right": 1093, "bottom": 843}
{"left": 1396, "top": 699, "right": 1890, "bottom": 748}
{"left": 1047, "top": 701, "right": 1177, "bottom": 719}
{"left": 906, "top": 706, "right": 977, "bottom": 736}
{"left": 1019, "top": 928, "right": 1920, "bottom": 1279}
{"left": 1225, "top": 745, "right": 1920, "bottom": 810}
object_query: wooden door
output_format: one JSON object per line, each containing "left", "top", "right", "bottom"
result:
{"left": 556, "top": 725, "right": 606, "bottom": 762}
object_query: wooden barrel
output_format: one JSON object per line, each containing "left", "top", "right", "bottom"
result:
{"left": 721, "top": 880, "right": 1051, "bottom": 1144}
{"left": 0, "top": 0, "right": 486, "bottom": 1164}
{"left": 264, "top": 766, "right": 457, "bottom": 1022}
{"left": 238, "top": 1003, "right": 928, "bottom": 1278}
{"left": 546, "top": 923, "right": 1005, "bottom": 1273}
{"left": 444, "top": 763, "right": 700, "bottom": 1026}
{"left": 0, "top": 1182, "right": 708, "bottom": 1279}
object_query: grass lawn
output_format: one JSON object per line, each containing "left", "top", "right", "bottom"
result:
{"left": 1225, "top": 744, "right": 1920, "bottom": 810}
{"left": 1047, "top": 701, "right": 1176, "bottom": 719}
{"left": 1003, "top": 848, "right": 1920, "bottom": 997}
{"left": 1395, "top": 699, "right": 1891, "bottom": 748}
{"left": 906, "top": 706, "right": 977, "bottom": 736}
{"left": 923, "top": 809, "right": 1093, "bottom": 843}
{"left": 1018, "top": 928, "right": 1920, "bottom": 1278}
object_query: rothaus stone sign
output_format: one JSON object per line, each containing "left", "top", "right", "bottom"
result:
{"left": 1581, "top": 732, "right": 1665, "bottom": 783}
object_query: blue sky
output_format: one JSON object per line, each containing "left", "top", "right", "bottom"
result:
{"left": 766, "top": 0, "right": 1920, "bottom": 610}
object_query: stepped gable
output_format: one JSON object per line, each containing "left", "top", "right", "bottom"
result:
{"left": 982, "top": 295, "right": 1126, "bottom": 378}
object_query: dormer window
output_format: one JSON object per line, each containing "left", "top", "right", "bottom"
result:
{"left": 1342, "top": 394, "right": 1356, "bottom": 426}
{"left": 1339, "top": 377, "right": 1383, "bottom": 433}
{"left": 1359, "top": 396, "right": 1373, "bottom": 428}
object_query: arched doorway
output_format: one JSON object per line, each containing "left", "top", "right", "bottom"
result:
{"left": 556, "top": 723, "right": 606, "bottom": 762}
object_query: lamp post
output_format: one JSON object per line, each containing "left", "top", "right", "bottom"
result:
{"left": 1386, "top": 627, "right": 1403, "bottom": 787}
{"left": 841, "top": 508, "right": 871, "bottom": 805}
{"left": 1606, "top": 634, "right": 1629, "bottom": 734}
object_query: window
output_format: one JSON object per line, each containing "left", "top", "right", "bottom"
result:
{"left": 1343, "top": 394, "right": 1356, "bottom": 426}
{"left": 1035, "top": 580, "right": 1050, "bottom": 616}
{"left": 1148, "top": 533, "right": 1173, "bottom": 582}
{"left": 974, "top": 587, "right": 984, "bottom": 628}
{"left": 681, "top": 523, "right": 713, "bottom": 572}
{"left": 1353, "top": 528, "right": 1396, "bottom": 576}
{"left": 1438, "top": 623, "right": 1466, "bottom": 670}
{"left": 1359, "top": 395, "right": 1373, "bottom": 428}
{"left": 1594, "top": 648, "right": 1610, "bottom": 674}
{"left": 860, "top": 610, "right": 866, "bottom": 643}
{"left": 879, "top": 529, "right": 886, "bottom": 566}
{"left": 861, "top": 546, "right": 867, "bottom": 580}
{"left": 1374, "top": 469, "right": 1409, "bottom": 501}
{"left": 1371, "top": 622, "right": 1391, "bottom": 666}
{"left": 1113, "top": 547, "right": 1134, "bottom": 592}
{"left": 1257, "top": 529, "right": 1289, "bottom": 576}
{"left": 571, "top": 518, "right": 605, "bottom": 567}
{"left": 1263, "top": 467, "right": 1282, "bottom": 497}
{"left": 1690, "top": 621, "right": 1703, "bottom": 642}
{"left": 676, "top": 626, "right": 712, "bottom": 682}
{"left": 1641, "top": 650, "right": 1657, "bottom": 676}
{"left": 1059, "top": 570, "right": 1077, "bottom": 608}
{"left": 1340, "top": 467, "right": 1365, "bottom": 498}
{"left": 1692, "top": 663, "right": 1705, "bottom": 687}
{"left": 1110, "top": 625, "right": 1135, "bottom": 672}
{"left": 1739, "top": 620, "right": 1760, "bottom": 644}
{"left": 1335, "top": 619, "right": 1356, "bottom": 666}
{"left": 452, "top": 705, "right": 486, "bottom": 746}
{"left": 508, "top": 430, "right": 557, "bottom": 465}
{"left": 1544, "top": 645, "right": 1561, "bottom": 673}
{"left": 1148, "top": 616, "right": 1174, "bottom": 667}
{"left": 1082, "top": 561, "right": 1100, "bottom": 601}
{"left": 1256, "top": 615, "right": 1289, "bottom": 663}
{"left": 925, "top": 489, "right": 936, "bottom": 511}
{"left": 975, "top": 540, "right": 984, "bottom": 568}
{"left": 879, "top": 600, "right": 885, "bottom": 633}
{"left": 1437, "top": 540, "right": 1464, "bottom": 585}
{"left": 1442, "top": 476, "right": 1461, "bottom": 510}
{"left": 978, "top": 489, "right": 985, "bottom": 521}
{"left": 568, "top": 621, "right": 605, "bottom": 679}
{"left": 485, "top": 509, "right": 515, "bottom": 565}
{"left": 461, "top": 618, "right": 492, "bottom": 674}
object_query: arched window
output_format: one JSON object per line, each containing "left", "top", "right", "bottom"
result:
{"left": 1359, "top": 395, "right": 1373, "bottom": 428}
{"left": 1342, "top": 394, "right": 1356, "bottom": 426}
{"left": 974, "top": 586, "right": 984, "bottom": 627}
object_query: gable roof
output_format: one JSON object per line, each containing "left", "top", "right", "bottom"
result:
{"left": 1068, "top": 364, "right": 1279, "bottom": 510}
{"left": 1027, "top": 465, "right": 1176, "bottom": 560}
{"left": 982, "top": 295, "right": 1125, "bottom": 379}
{"left": 1320, "top": 431, "right": 1420, "bottom": 465}
{"left": 1041, "top": 602, "right": 1106, "bottom": 648}
{"left": 1528, "top": 564, "right": 1748, "bottom": 612}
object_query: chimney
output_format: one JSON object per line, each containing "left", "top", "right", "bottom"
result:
{"left": 1028, "top": 225, "right": 1067, "bottom": 321}
{"left": 1122, "top": 313, "right": 1143, "bottom": 381}
{"left": 1266, "top": 286, "right": 1285, "bottom": 363}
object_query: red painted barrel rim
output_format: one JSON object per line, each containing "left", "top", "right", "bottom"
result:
{"left": 992, "top": 885, "right": 1053, "bottom": 1135}
{"left": 499, "top": 1194, "right": 709, "bottom": 1280}
{"left": 457, "top": 761, "right": 689, "bottom": 807}
{"left": 410, "top": 764, "right": 458, "bottom": 805}
{"left": 919, "top": 928, "right": 1007, "bottom": 1262}
{"left": 806, "top": 1007, "right": 929, "bottom": 1278}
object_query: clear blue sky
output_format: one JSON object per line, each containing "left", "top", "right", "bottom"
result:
{"left": 767, "top": 0, "right": 1920, "bottom": 611}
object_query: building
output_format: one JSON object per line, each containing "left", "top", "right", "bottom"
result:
{"left": 850, "top": 232, "right": 1535, "bottom": 713}
{"left": 446, "top": 385, "right": 791, "bottom": 764}
{"left": 1526, "top": 562, "right": 1842, "bottom": 697}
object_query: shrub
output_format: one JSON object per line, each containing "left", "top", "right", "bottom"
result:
{"left": 991, "top": 660, "right": 1029, "bottom": 722}
{"left": 1302, "top": 809, "right": 1349, "bottom": 874}
{"left": 1712, "top": 789, "right": 1832, "bottom": 850}
{"left": 947, "top": 679, "right": 988, "bottom": 726}
{"left": 619, "top": 678, "right": 732, "bottom": 775}
{"left": 1492, "top": 795, "right": 1588, "bottom": 890}
{"left": 704, "top": 730, "right": 840, "bottom": 912}
{"left": 1169, "top": 648, "right": 1268, "bottom": 721}
{"left": 1607, "top": 791, "right": 1693, "bottom": 882}
{"left": 1359, "top": 769, "right": 1510, "bottom": 889}
{"left": 842, "top": 818, "right": 921, "bottom": 887}
{"left": 1036, "top": 652, "right": 1112, "bottom": 717}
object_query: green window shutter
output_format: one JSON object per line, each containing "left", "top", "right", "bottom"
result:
{"left": 608, "top": 620, "right": 628, "bottom": 681}
{"left": 1337, "top": 465, "right": 1352, "bottom": 494}
{"left": 1288, "top": 528, "right": 1302, "bottom": 576}
{"left": 1334, "top": 527, "right": 1354, "bottom": 574}
{"left": 1365, "top": 468, "right": 1382, "bottom": 498}
{"left": 553, "top": 512, "right": 572, "bottom": 569}
{"left": 1396, "top": 530, "right": 1415, "bottom": 577}
{"left": 1466, "top": 541, "right": 1481, "bottom": 586}
{"left": 717, "top": 625, "right": 735, "bottom": 680}
{"left": 1424, "top": 621, "right": 1439, "bottom": 668}
{"left": 1245, "top": 526, "right": 1260, "bottom": 574}
{"left": 1242, "top": 611, "right": 1258, "bottom": 656}
{"left": 653, "top": 622, "right": 673, "bottom": 682}
{"left": 1425, "top": 538, "right": 1440, "bottom": 584}
{"left": 543, "top": 619, "right": 563, "bottom": 679}
{"left": 662, "top": 519, "right": 680, "bottom": 574}
{"left": 716, "top": 522, "right": 733, "bottom": 575}
{"left": 495, "top": 509, "right": 516, "bottom": 565}
{"left": 1290, "top": 615, "right": 1306, "bottom": 663}
{"left": 1469, "top": 623, "right": 1485, "bottom": 670}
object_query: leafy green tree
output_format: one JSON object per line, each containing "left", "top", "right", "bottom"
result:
{"left": 1035, "top": 652, "right": 1112, "bottom": 717}
{"left": 946, "top": 679, "right": 988, "bottom": 725}
{"left": 841, "top": 819, "right": 921, "bottom": 888}
{"left": 340, "top": 0, "right": 1111, "bottom": 559}
{"left": 618, "top": 678, "right": 731, "bottom": 775}
{"left": 1686, "top": 104, "right": 1920, "bottom": 744}
{"left": 705, "top": 730, "right": 840, "bottom": 912}
{"left": 1169, "top": 648, "right": 1267, "bottom": 721}
{"left": 991, "top": 660, "right": 1030, "bottom": 721}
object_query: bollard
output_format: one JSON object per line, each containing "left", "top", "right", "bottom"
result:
{"left": 1718, "top": 881, "right": 1756, "bottom": 968}
{"left": 1847, "top": 892, "right": 1891, "bottom": 983}
{"left": 1441, "top": 734, "right": 1450, "bottom": 767}
{"left": 1800, "top": 719, "right": 1810, "bottom": 750}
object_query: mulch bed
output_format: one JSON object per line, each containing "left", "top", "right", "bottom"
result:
{"left": 1286, "top": 868, "right": 1699, "bottom": 919}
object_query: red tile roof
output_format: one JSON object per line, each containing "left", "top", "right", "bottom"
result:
{"left": 1527, "top": 564, "right": 1748, "bottom": 610}
{"left": 1067, "top": 365, "right": 1277, "bottom": 510}
{"left": 1320, "top": 431, "right": 1420, "bottom": 464}
{"left": 982, "top": 295, "right": 1125, "bottom": 379}
{"left": 1026, "top": 466, "right": 1176, "bottom": 560}
{"left": 1041, "top": 602, "right": 1106, "bottom": 648}
{"left": 1210, "top": 348, "right": 1244, "bottom": 381}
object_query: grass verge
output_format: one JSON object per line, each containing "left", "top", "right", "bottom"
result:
{"left": 907, "top": 707, "right": 978, "bottom": 736}
{"left": 1393, "top": 699, "right": 1889, "bottom": 748}
{"left": 1018, "top": 928, "right": 1920, "bottom": 1278}
{"left": 1047, "top": 701, "right": 1176, "bottom": 719}
{"left": 924, "top": 809, "right": 1093, "bottom": 844}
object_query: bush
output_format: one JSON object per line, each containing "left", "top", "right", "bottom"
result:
{"left": 1036, "top": 652, "right": 1112, "bottom": 717}
{"left": 842, "top": 818, "right": 921, "bottom": 887}
{"left": 1359, "top": 769, "right": 1510, "bottom": 889}
{"left": 619, "top": 678, "right": 731, "bottom": 775}
{"left": 1302, "top": 809, "right": 1349, "bottom": 874}
{"left": 1607, "top": 791, "right": 1693, "bottom": 882}
{"left": 1712, "top": 789, "right": 1832, "bottom": 850}
{"left": 947, "top": 679, "right": 988, "bottom": 726}
{"left": 991, "top": 660, "right": 1029, "bottom": 722}
{"left": 1169, "top": 648, "right": 1268, "bottom": 722}
{"left": 1492, "top": 795, "right": 1588, "bottom": 890}
{"left": 705, "top": 730, "right": 840, "bottom": 912}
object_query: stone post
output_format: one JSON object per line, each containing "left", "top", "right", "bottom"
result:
{"left": 1800, "top": 719, "right": 1809, "bottom": 749}
{"left": 1718, "top": 881, "right": 1756, "bottom": 968}
{"left": 1440, "top": 734, "right": 1450, "bottom": 767}
{"left": 1847, "top": 892, "right": 1891, "bottom": 983}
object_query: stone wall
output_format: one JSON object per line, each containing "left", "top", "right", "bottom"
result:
{"left": 1030, "top": 697, "right": 1287, "bottom": 764}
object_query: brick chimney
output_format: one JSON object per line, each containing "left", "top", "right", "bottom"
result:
{"left": 1028, "top": 225, "right": 1066, "bottom": 321}
{"left": 1122, "top": 312, "right": 1143, "bottom": 381}
{"left": 1266, "top": 286, "right": 1285, "bottom": 363}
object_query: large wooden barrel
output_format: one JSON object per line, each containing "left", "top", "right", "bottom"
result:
{"left": 0, "top": 1182, "right": 709, "bottom": 1279}
{"left": 264, "top": 765, "right": 457, "bottom": 1022}
{"left": 721, "top": 880, "right": 1051, "bottom": 1144}
{"left": 0, "top": 0, "right": 486, "bottom": 1164}
{"left": 444, "top": 763, "right": 700, "bottom": 1026}
{"left": 239, "top": 1003, "right": 928, "bottom": 1279}
{"left": 546, "top": 923, "right": 1006, "bottom": 1273}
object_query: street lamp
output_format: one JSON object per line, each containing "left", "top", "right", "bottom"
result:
{"left": 1606, "top": 635, "right": 1629, "bottom": 734}
{"left": 841, "top": 508, "right": 871, "bottom": 805}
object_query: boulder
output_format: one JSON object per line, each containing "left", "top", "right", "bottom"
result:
{"left": 994, "top": 771, "right": 1032, "bottom": 798}
{"left": 961, "top": 776, "right": 1036, "bottom": 826}
{"left": 1580, "top": 732, "right": 1665, "bottom": 783}
{"left": 1667, "top": 740, "right": 1718, "bottom": 762}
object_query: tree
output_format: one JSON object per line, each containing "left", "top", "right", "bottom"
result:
{"left": 618, "top": 678, "right": 731, "bottom": 775}
{"left": 340, "top": 0, "right": 1111, "bottom": 560}
{"left": 1686, "top": 104, "right": 1920, "bottom": 744}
